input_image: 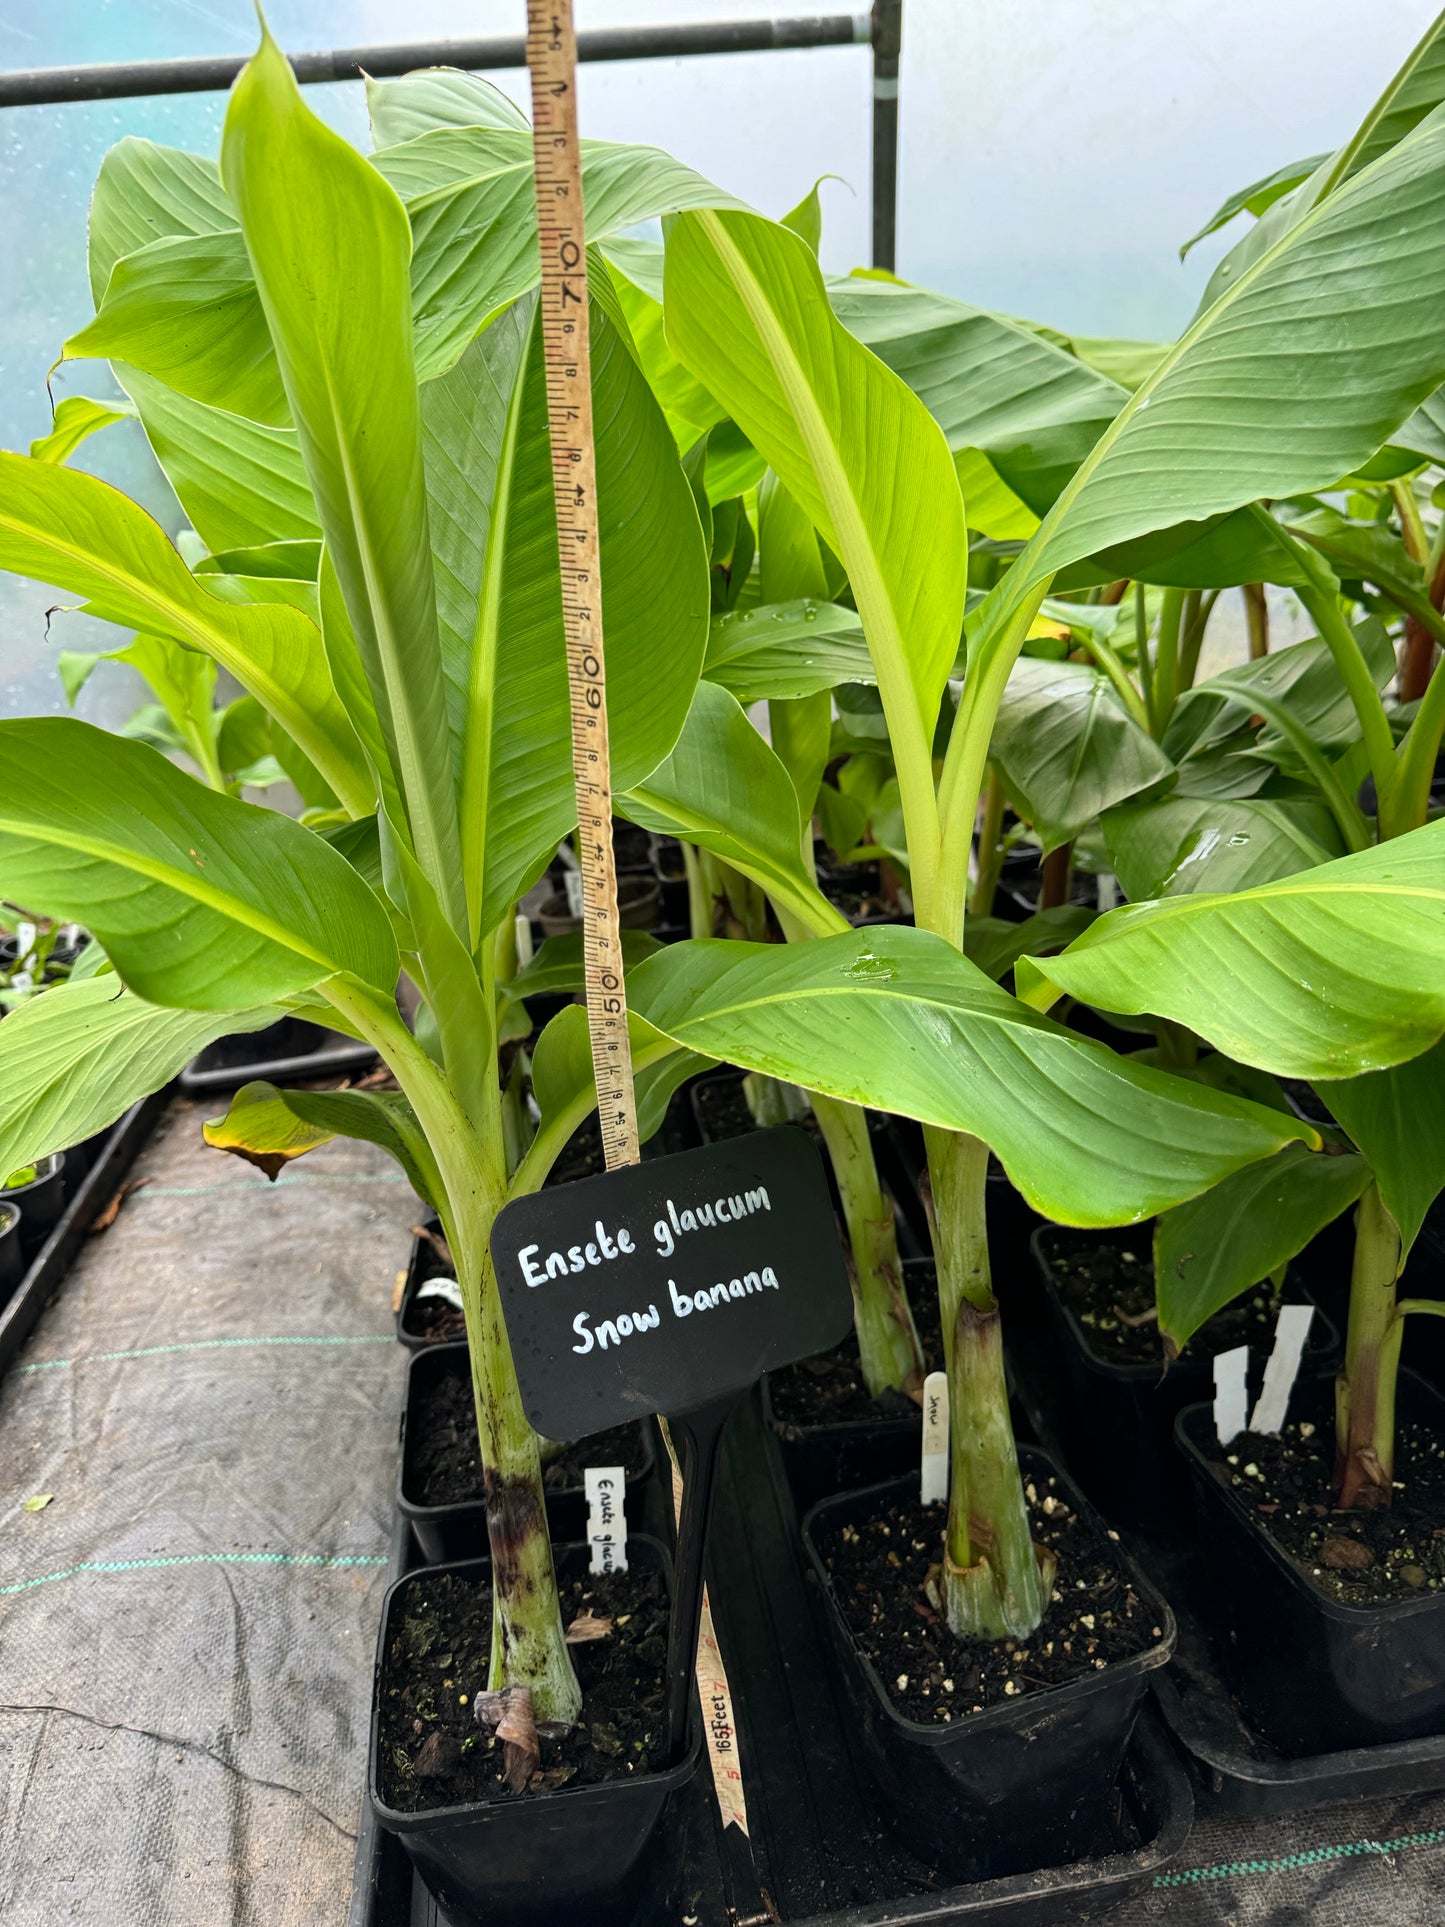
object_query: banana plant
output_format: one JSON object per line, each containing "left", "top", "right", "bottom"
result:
{"left": 1022, "top": 828, "right": 1445, "bottom": 1510}
{"left": 0, "top": 35, "right": 1311, "bottom": 1722}
{"left": 1009, "top": 17, "right": 1445, "bottom": 1516}
{"left": 655, "top": 4, "right": 1445, "bottom": 1639}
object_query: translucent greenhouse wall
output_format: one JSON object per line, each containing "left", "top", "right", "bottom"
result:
{"left": 0, "top": 0, "right": 1434, "bottom": 721}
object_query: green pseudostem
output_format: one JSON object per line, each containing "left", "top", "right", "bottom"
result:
{"left": 1335, "top": 1181, "right": 1405, "bottom": 1510}
{"left": 328, "top": 977, "right": 583, "bottom": 1725}
{"left": 923, "top": 1127, "right": 1054, "bottom": 1638}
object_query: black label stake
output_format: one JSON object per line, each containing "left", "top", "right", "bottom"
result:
{"left": 663, "top": 1393, "right": 741, "bottom": 1761}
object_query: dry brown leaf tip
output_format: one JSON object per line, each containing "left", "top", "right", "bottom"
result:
{"left": 473, "top": 1684, "right": 540, "bottom": 1792}
{"left": 564, "top": 1609, "right": 613, "bottom": 1644}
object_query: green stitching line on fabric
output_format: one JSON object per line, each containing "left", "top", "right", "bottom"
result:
{"left": 1154, "top": 1827, "right": 1445, "bottom": 1887}
{"left": 0, "top": 1551, "right": 389, "bottom": 1599}
{"left": 17, "top": 1334, "right": 396, "bottom": 1374}
{"left": 139, "top": 1171, "right": 412, "bottom": 1198}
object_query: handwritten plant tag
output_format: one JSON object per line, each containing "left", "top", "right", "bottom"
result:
{"left": 584, "top": 1464, "right": 628, "bottom": 1574}
{"left": 491, "top": 1128, "right": 852, "bottom": 1437}
{"left": 920, "top": 1370, "right": 948, "bottom": 1504}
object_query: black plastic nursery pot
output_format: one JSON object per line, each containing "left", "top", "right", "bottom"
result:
{"left": 368, "top": 1538, "right": 700, "bottom": 1924}
{"left": 1177, "top": 1374, "right": 1445, "bottom": 1757}
{"left": 179, "top": 1015, "right": 378, "bottom": 1094}
{"left": 1032, "top": 1225, "right": 1338, "bottom": 1528}
{"left": 0, "top": 1202, "right": 23, "bottom": 1305}
{"left": 801, "top": 1458, "right": 1175, "bottom": 1882}
{"left": 0, "top": 1151, "right": 66, "bottom": 1255}
{"left": 397, "top": 1341, "right": 661, "bottom": 1563}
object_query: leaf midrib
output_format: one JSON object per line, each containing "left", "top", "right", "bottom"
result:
{"left": 0, "top": 812, "right": 340, "bottom": 974}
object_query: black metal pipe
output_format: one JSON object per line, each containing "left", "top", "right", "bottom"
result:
{"left": 870, "top": 0, "right": 902, "bottom": 272}
{"left": 0, "top": 15, "right": 871, "bottom": 110}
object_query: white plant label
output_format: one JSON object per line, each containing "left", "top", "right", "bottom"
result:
{"left": 920, "top": 1369, "right": 949, "bottom": 1504}
{"left": 1213, "top": 1345, "right": 1250, "bottom": 1446}
{"left": 514, "top": 910, "right": 534, "bottom": 969}
{"left": 1250, "top": 1303, "right": 1315, "bottom": 1436}
{"left": 563, "top": 868, "right": 586, "bottom": 919}
{"left": 584, "top": 1464, "right": 628, "bottom": 1575}
{"left": 414, "top": 1276, "right": 463, "bottom": 1311}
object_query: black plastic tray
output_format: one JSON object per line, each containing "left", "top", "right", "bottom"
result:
{"left": 178, "top": 1019, "right": 377, "bottom": 1094}
{"left": 0, "top": 1086, "right": 168, "bottom": 1383}
{"left": 351, "top": 1390, "right": 1193, "bottom": 1925}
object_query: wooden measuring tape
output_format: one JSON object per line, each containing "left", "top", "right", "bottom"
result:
{"left": 523, "top": 7, "right": 766, "bottom": 1902}
{"left": 526, "top": 0, "right": 639, "bottom": 1173}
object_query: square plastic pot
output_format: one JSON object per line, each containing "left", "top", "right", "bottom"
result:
{"left": 397, "top": 1341, "right": 661, "bottom": 1563}
{"left": 1033, "top": 1225, "right": 1338, "bottom": 1528}
{"left": 368, "top": 1538, "right": 699, "bottom": 1923}
{"left": 800, "top": 1457, "right": 1175, "bottom": 1881}
{"left": 1176, "top": 1375, "right": 1445, "bottom": 1756}
{"left": 0, "top": 1202, "right": 23, "bottom": 1306}
{"left": 0, "top": 1152, "right": 66, "bottom": 1256}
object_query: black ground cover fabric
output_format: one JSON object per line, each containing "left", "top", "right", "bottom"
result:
{"left": 0, "top": 1095, "right": 417, "bottom": 1924}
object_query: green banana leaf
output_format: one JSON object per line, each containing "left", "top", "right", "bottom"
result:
{"left": 619, "top": 681, "right": 840, "bottom": 934}
{"left": 420, "top": 286, "right": 707, "bottom": 942}
{"left": 827, "top": 275, "right": 1129, "bottom": 517}
{"left": 1153, "top": 1145, "right": 1372, "bottom": 1352}
{"left": 703, "top": 599, "right": 872, "bottom": 702}
{"left": 371, "top": 125, "right": 745, "bottom": 381}
{"left": 1179, "top": 153, "right": 1329, "bottom": 258}
{"left": 67, "top": 229, "right": 289, "bottom": 427}
{"left": 976, "top": 97, "right": 1445, "bottom": 666}
{"left": 87, "top": 135, "right": 234, "bottom": 304}
{"left": 1197, "top": 9, "right": 1445, "bottom": 310}
{"left": 0, "top": 718, "right": 398, "bottom": 1008}
{"left": 29, "top": 395, "right": 135, "bottom": 466}
{"left": 1020, "top": 821, "right": 1445, "bottom": 1077}
{"left": 0, "top": 978, "right": 279, "bottom": 1172}
{"left": 367, "top": 68, "right": 530, "bottom": 146}
{"left": 223, "top": 28, "right": 466, "bottom": 936}
{"left": 628, "top": 926, "right": 1311, "bottom": 1225}
{"left": 0, "top": 452, "right": 367, "bottom": 813}
{"left": 991, "top": 658, "right": 1174, "bottom": 852}
{"left": 203, "top": 1078, "right": 442, "bottom": 1205}
{"left": 1103, "top": 795, "right": 1347, "bottom": 901}
{"left": 665, "top": 208, "right": 966, "bottom": 840}
{"left": 1325, "top": 1038, "right": 1445, "bottom": 1256}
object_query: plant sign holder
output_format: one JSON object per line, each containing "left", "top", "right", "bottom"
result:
{"left": 507, "top": 0, "right": 854, "bottom": 1820}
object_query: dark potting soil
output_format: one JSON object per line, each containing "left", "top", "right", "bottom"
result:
{"left": 769, "top": 1261, "right": 942, "bottom": 1428}
{"left": 409, "top": 1363, "right": 650, "bottom": 1507}
{"left": 377, "top": 1565, "right": 670, "bottom": 1810}
{"left": 1047, "top": 1236, "right": 1305, "bottom": 1368}
{"left": 1204, "top": 1418, "right": 1445, "bottom": 1606}
{"left": 814, "top": 1482, "right": 1163, "bottom": 1725}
